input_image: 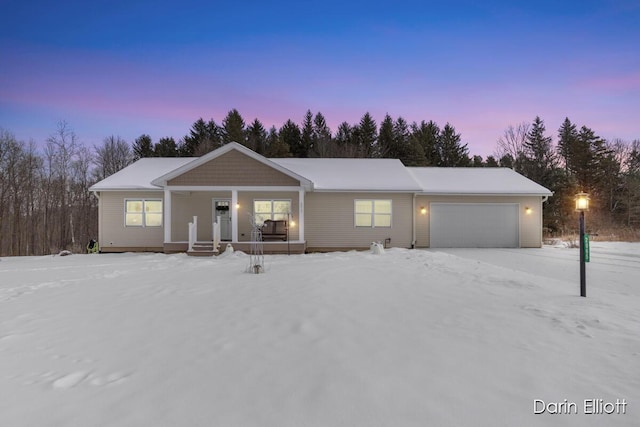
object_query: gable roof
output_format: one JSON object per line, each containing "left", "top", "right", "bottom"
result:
{"left": 89, "top": 143, "right": 553, "bottom": 196}
{"left": 271, "top": 158, "right": 422, "bottom": 192}
{"left": 151, "top": 142, "right": 313, "bottom": 189}
{"left": 407, "top": 167, "right": 553, "bottom": 196}
{"left": 89, "top": 157, "right": 195, "bottom": 191}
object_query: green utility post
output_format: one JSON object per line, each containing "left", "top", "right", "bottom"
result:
{"left": 584, "top": 234, "right": 590, "bottom": 263}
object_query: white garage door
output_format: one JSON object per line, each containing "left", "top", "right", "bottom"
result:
{"left": 430, "top": 203, "right": 519, "bottom": 248}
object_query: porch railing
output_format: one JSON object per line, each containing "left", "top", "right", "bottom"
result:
{"left": 213, "top": 215, "right": 221, "bottom": 252}
{"left": 188, "top": 216, "right": 197, "bottom": 252}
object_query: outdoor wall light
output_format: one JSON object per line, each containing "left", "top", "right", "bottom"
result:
{"left": 236, "top": 203, "right": 240, "bottom": 209}
{"left": 420, "top": 207, "right": 427, "bottom": 215}
{"left": 290, "top": 220, "right": 296, "bottom": 227}
{"left": 525, "top": 207, "right": 532, "bottom": 215}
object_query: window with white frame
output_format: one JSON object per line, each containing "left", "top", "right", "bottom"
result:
{"left": 254, "top": 199, "right": 291, "bottom": 226}
{"left": 354, "top": 199, "right": 392, "bottom": 228}
{"left": 125, "top": 199, "right": 163, "bottom": 227}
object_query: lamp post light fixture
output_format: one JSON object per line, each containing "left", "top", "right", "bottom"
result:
{"left": 574, "top": 192, "right": 590, "bottom": 297}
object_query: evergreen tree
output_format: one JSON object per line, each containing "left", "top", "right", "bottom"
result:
{"left": 376, "top": 114, "right": 394, "bottom": 158}
{"left": 499, "top": 154, "right": 514, "bottom": 168}
{"left": 299, "top": 110, "right": 313, "bottom": 158}
{"left": 356, "top": 112, "right": 377, "bottom": 158}
{"left": 335, "top": 122, "right": 355, "bottom": 157}
{"left": 394, "top": 117, "right": 425, "bottom": 166}
{"left": 624, "top": 140, "right": 640, "bottom": 226}
{"left": 246, "top": 119, "right": 267, "bottom": 154}
{"left": 181, "top": 118, "right": 220, "bottom": 156}
{"left": 275, "top": 120, "right": 300, "bottom": 157}
{"left": 485, "top": 156, "right": 499, "bottom": 167}
{"left": 472, "top": 155, "right": 484, "bottom": 167}
{"left": 557, "top": 117, "right": 578, "bottom": 173}
{"left": 410, "top": 120, "right": 440, "bottom": 165}
{"left": 390, "top": 117, "right": 409, "bottom": 159}
{"left": 312, "top": 112, "right": 333, "bottom": 158}
{"left": 222, "top": 109, "right": 246, "bottom": 145}
{"left": 573, "top": 126, "right": 603, "bottom": 190}
{"left": 154, "top": 137, "right": 178, "bottom": 157}
{"left": 264, "top": 126, "right": 285, "bottom": 157}
{"left": 132, "top": 134, "right": 154, "bottom": 160}
{"left": 521, "top": 116, "right": 556, "bottom": 186}
{"left": 438, "top": 123, "right": 470, "bottom": 166}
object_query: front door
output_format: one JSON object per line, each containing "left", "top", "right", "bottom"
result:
{"left": 213, "top": 199, "right": 232, "bottom": 241}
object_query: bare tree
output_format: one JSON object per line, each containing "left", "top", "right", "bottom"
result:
{"left": 0, "top": 130, "right": 43, "bottom": 255}
{"left": 94, "top": 135, "right": 133, "bottom": 181}
{"left": 495, "top": 122, "right": 530, "bottom": 171}
{"left": 45, "top": 121, "right": 79, "bottom": 251}
{"left": 71, "top": 146, "right": 98, "bottom": 248}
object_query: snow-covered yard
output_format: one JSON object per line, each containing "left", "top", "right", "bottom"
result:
{"left": 1, "top": 243, "right": 638, "bottom": 426}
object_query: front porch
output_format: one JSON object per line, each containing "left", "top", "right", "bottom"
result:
{"left": 162, "top": 188, "right": 306, "bottom": 256}
{"left": 164, "top": 240, "right": 307, "bottom": 255}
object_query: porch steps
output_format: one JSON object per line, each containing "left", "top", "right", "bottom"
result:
{"left": 187, "top": 242, "right": 219, "bottom": 257}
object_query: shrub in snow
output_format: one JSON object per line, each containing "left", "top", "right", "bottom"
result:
{"left": 218, "top": 244, "right": 235, "bottom": 259}
{"left": 370, "top": 242, "right": 385, "bottom": 255}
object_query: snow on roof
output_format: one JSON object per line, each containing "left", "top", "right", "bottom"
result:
{"left": 271, "top": 158, "right": 423, "bottom": 191}
{"left": 89, "top": 148, "right": 552, "bottom": 196}
{"left": 150, "top": 142, "right": 313, "bottom": 188}
{"left": 407, "top": 167, "right": 553, "bottom": 195}
{"left": 89, "top": 158, "right": 196, "bottom": 191}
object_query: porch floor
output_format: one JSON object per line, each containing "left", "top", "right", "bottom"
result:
{"left": 166, "top": 241, "right": 307, "bottom": 256}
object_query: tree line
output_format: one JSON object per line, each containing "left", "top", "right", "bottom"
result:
{"left": 1, "top": 110, "right": 638, "bottom": 256}
{"left": 131, "top": 108, "right": 473, "bottom": 167}
{"left": 495, "top": 117, "right": 640, "bottom": 236}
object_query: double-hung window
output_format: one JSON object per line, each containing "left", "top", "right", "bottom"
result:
{"left": 254, "top": 199, "right": 291, "bottom": 226}
{"left": 125, "top": 199, "right": 163, "bottom": 227}
{"left": 354, "top": 199, "right": 392, "bottom": 228}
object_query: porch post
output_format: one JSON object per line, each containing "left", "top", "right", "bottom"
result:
{"left": 231, "top": 189, "right": 238, "bottom": 242}
{"left": 298, "top": 189, "right": 305, "bottom": 242}
{"left": 164, "top": 188, "right": 172, "bottom": 243}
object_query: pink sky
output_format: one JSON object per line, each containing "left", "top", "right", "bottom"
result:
{"left": 1, "top": 1, "right": 638, "bottom": 158}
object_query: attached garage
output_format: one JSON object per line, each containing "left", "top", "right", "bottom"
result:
{"left": 429, "top": 203, "right": 519, "bottom": 248}
{"left": 408, "top": 167, "right": 553, "bottom": 248}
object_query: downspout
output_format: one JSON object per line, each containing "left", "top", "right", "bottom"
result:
{"left": 411, "top": 193, "right": 416, "bottom": 249}
{"left": 92, "top": 191, "right": 101, "bottom": 249}
{"left": 540, "top": 195, "right": 549, "bottom": 247}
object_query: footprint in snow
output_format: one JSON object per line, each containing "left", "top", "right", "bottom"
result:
{"left": 52, "top": 371, "right": 90, "bottom": 389}
{"left": 90, "top": 372, "right": 131, "bottom": 386}
{"left": 51, "top": 371, "right": 131, "bottom": 389}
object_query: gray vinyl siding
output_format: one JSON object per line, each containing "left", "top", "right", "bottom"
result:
{"left": 238, "top": 191, "right": 300, "bottom": 242}
{"left": 167, "top": 150, "right": 300, "bottom": 187}
{"left": 169, "top": 191, "right": 300, "bottom": 242}
{"left": 171, "top": 191, "right": 230, "bottom": 241}
{"left": 98, "top": 191, "right": 165, "bottom": 250}
{"left": 414, "top": 195, "right": 544, "bottom": 248}
{"left": 305, "top": 192, "right": 414, "bottom": 250}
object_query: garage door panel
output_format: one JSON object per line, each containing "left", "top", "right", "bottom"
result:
{"left": 430, "top": 203, "right": 519, "bottom": 248}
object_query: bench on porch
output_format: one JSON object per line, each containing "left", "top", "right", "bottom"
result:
{"left": 261, "top": 219, "right": 288, "bottom": 241}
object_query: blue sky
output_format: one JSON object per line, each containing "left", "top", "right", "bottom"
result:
{"left": 1, "top": 0, "right": 638, "bottom": 157}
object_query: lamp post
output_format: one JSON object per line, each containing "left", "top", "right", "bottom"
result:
{"left": 575, "top": 192, "right": 590, "bottom": 297}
